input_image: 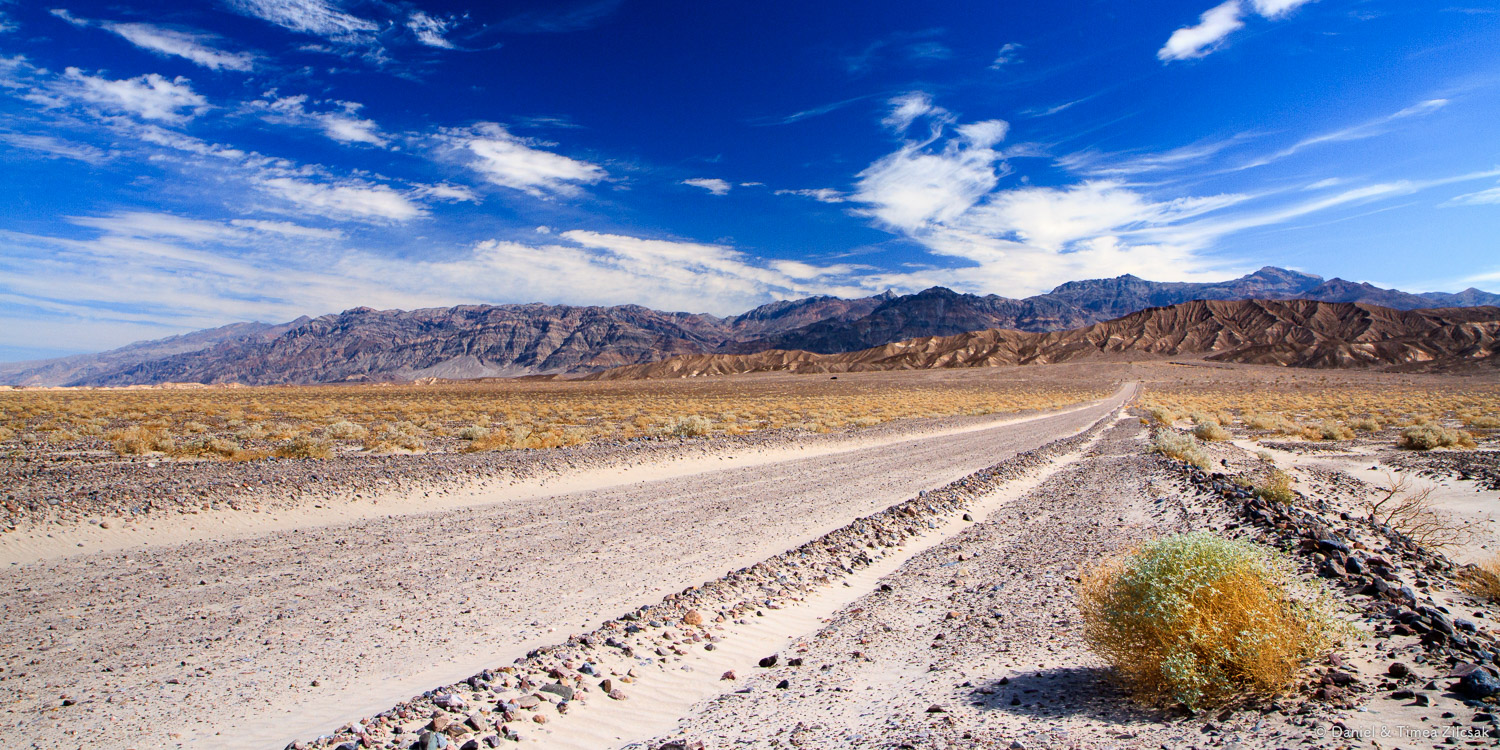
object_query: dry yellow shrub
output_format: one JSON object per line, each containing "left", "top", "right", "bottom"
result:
{"left": 1078, "top": 533, "right": 1333, "bottom": 708}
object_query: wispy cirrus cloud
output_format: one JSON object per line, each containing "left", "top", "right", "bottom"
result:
{"left": 438, "top": 123, "right": 607, "bottom": 198}
{"left": 1235, "top": 98, "right": 1449, "bottom": 169}
{"left": 0, "top": 131, "right": 113, "bottom": 163}
{"left": 681, "top": 178, "right": 731, "bottom": 196}
{"left": 249, "top": 92, "right": 387, "bottom": 146}
{"left": 226, "top": 0, "right": 378, "bottom": 43}
{"left": 840, "top": 92, "right": 1498, "bottom": 296}
{"left": 407, "top": 11, "right": 459, "bottom": 49}
{"left": 51, "top": 11, "right": 256, "bottom": 71}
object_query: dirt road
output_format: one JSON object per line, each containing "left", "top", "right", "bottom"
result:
{"left": 0, "top": 384, "right": 1132, "bottom": 750}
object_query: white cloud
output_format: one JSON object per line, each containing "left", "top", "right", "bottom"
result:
{"left": 102, "top": 22, "right": 255, "bottom": 71}
{"left": 227, "top": 0, "right": 378, "bottom": 42}
{"left": 441, "top": 123, "right": 606, "bottom": 198}
{"left": 229, "top": 219, "right": 344, "bottom": 239}
{"left": 0, "top": 132, "right": 112, "bottom": 163}
{"left": 1250, "top": 0, "right": 1316, "bottom": 18}
{"left": 775, "top": 188, "right": 847, "bottom": 203}
{"left": 853, "top": 121, "right": 1008, "bottom": 231}
{"left": 257, "top": 176, "right": 425, "bottom": 222}
{"left": 1158, "top": 1, "right": 1246, "bottom": 61}
{"left": 1238, "top": 98, "right": 1449, "bottom": 169}
{"left": 882, "top": 92, "right": 945, "bottom": 132}
{"left": 412, "top": 183, "right": 479, "bottom": 203}
{"left": 407, "top": 11, "right": 457, "bottom": 49}
{"left": 62, "top": 68, "right": 208, "bottom": 122}
{"left": 1442, "top": 186, "right": 1500, "bottom": 207}
{"left": 682, "top": 178, "right": 731, "bottom": 196}
{"left": 250, "top": 93, "right": 386, "bottom": 146}
{"left": 990, "top": 42, "right": 1023, "bottom": 68}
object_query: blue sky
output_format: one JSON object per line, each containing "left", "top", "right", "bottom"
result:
{"left": 1, "top": 0, "right": 1497, "bottom": 360}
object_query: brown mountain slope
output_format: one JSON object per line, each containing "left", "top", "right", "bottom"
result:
{"left": 584, "top": 300, "right": 1500, "bottom": 379}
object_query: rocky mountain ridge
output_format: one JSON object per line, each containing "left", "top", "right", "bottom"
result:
{"left": 587, "top": 300, "right": 1500, "bottom": 379}
{"left": 3, "top": 268, "right": 1497, "bottom": 385}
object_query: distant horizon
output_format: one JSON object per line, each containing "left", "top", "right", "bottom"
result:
{"left": 4, "top": 263, "right": 1496, "bottom": 364}
{"left": 2, "top": 1, "right": 1498, "bottom": 360}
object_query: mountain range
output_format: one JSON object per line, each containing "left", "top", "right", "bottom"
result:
{"left": 588, "top": 300, "right": 1500, "bottom": 379}
{"left": 2, "top": 267, "right": 1497, "bottom": 386}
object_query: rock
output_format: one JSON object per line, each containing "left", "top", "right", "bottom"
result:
{"left": 419, "top": 731, "right": 449, "bottom": 750}
{"left": 758, "top": 654, "right": 778, "bottom": 668}
{"left": 682, "top": 610, "right": 704, "bottom": 626}
{"left": 539, "top": 683, "right": 574, "bottom": 702}
{"left": 608, "top": 689, "right": 628, "bottom": 701}
{"left": 515, "top": 695, "right": 540, "bottom": 710}
{"left": 1388, "top": 662, "right": 1411, "bottom": 678}
{"left": 1458, "top": 669, "right": 1500, "bottom": 699}
{"left": 434, "top": 693, "right": 466, "bottom": 710}
{"left": 598, "top": 678, "right": 613, "bottom": 692}
{"left": 926, "top": 704, "right": 947, "bottom": 713}
{"left": 720, "top": 671, "right": 736, "bottom": 681}
{"left": 532, "top": 714, "right": 547, "bottom": 725}
{"left": 430, "top": 716, "right": 451, "bottom": 733}
{"left": 776, "top": 679, "right": 790, "bottom": 689}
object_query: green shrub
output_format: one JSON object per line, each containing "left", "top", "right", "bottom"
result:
{"left": 1078, "top": 532, "right": 1333, "bottom": 709}
{"left": 1398, "top": 425, "right": 1476, "bottom": 451}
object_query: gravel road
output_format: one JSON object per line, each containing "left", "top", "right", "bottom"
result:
{"left": 0, "top": 386, "right": 1132, "bottom": 750}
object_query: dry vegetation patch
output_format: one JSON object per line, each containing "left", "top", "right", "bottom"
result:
{"left": 1078, "top": 532, "right": 1336, "bottom": 709}
{"left": 0, "top": 374, "right": 1109, "bottom": 463}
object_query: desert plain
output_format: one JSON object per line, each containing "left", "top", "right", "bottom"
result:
{"left": 1, "top": 361, "right": 1498, "bottom": 750}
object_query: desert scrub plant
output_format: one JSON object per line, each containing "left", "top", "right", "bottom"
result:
{"left": 1152, "top": 429, "right": 1211, "bottom": 470}
{"left": 1192, "top": 421, "right": 1231, "bottom": 442}
{"left": 0, "top": 426, "right": 13, "bottom": 442}
{"left": 1363, "top": 474, "right": 1477, "bottom": 549}
{"left": 668, "top": 415, "right": 713, "bottom": 437}
{"left": 1308, "top": 420, "right": 1354, "bottom": 441}
{"left": 323, "top": 420, "right": 368, "bottom": 439}
{"left": 1145, "top": 406, "right": 1180, "bottom": 425}
{"left": 109, "top": 426, "right": 175, "bottom": 455}
{"left": 1397, "top": 425, "right": 1476, "bottom": 451}
{"left": 1077, "top": 532, "right": 1335, "bottom": 709}
{"left": 1464, "top": 414, "right": 1500, "bottom": 430}
{"left": 1348, "top": 416, "right": 1381, "bottom": 433}
{"left": 456, "top": 425, "right": 491, "bottom": 441}
{"left": 1253, "top": 469, "right": 1297, "bottom": 505}
{"left": 274, "top": 436, "right": 333, "bottom": 459}
{"left": 1461, "top": 555, "right": 1500, "bottom": 603}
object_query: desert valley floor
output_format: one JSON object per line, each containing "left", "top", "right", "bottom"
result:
{"left": 1, "top": 363, "right": 1499, "bottom": 750}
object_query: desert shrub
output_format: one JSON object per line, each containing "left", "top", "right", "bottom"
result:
{"left": 1152, "top": 430, "right": 1211, "bottom": 470}
{"left": 176, "top": 437, "right": 247, "bottom": 460}
{"left": 1188, "top": 411, "right": 1219, "bottom": 427}
{"left": 669, "top": 415, "right": 713, "bottom": 437}
{"left": 235, "top": 424, "right": 268, "bottom": 441}
{"left": 183, "top": 421, "right": 211, "bottom": 434}
{"left": 1145, "top": 406, "right": 1179, "bottom": 425}
{"left": 1243, "top": 413, "right": 1279, "bottom": 431}
{"left": 274, "top": 436, "right": 333, "bottom": 459}
{"left": 1348, "top": 417, "right": 1380, "bottom": 433}
{"left": 0, "top": 426, "right": 13, "bottom": 442}
{"left": 1462, "top": 555, "right": 1500, "bottom": 602}
{"left": 1312, "top": 420, "right": 1354, "bottom": 441}
{"left": 1398, "top": 425, "right": 1476, "bottom": 451}
{"left": 1192, "top": 422, "right": 1230, "bottom": 442}
{"left": 456, "top": 425, "right": 492, "bottom": 441}
{"left": 1077, "top": 532, "right": 1334, "bottom": 708}
{"left": 1364, "top": 474, "right": 1476, "bottom": 548}
{"left": 1463, "top": 414, "right": 1500, "bottom": 430}
{"left": 47, "top": 430, "right": 78, "bottom": 444}
{"left": 324, "top": 420, "right": 368, "bottom": 439}
{"left": 1253, "top": 469, "right": 1296, "bottom": 504}
{"left": 109, "top": 426, "right": 175, "bottom": 455}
